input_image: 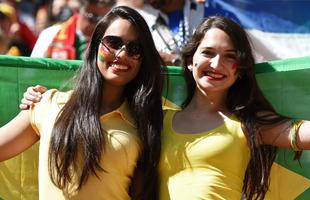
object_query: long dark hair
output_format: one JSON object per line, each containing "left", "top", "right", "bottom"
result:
{"left": 49, "top": 6, "right": 164, "bottom": 200}
{"left": 182, "top": 16, "right": 289, "bottom": 200}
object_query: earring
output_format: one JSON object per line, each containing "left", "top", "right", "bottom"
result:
{"left": 194, "top": 63, "right": 198, "bottom": 67}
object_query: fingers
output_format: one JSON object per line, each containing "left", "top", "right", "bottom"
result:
{"left": 19, "top": 104, "right": 30, "bottom": 110}
{"left": 25, "top": 86, "right": 42, "bottom": 102}
{"left": 34, "top": 85, "right": 47, "bottom": 93}
{"left": 19, "top": 85, "right": 47, "bottom": 110}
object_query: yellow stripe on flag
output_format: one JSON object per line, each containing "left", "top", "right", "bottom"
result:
{"left": 266, "top": 162, "right": 310, "bottom": 199}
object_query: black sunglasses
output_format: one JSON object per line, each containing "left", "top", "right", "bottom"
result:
{"left": 100, "top": 35, "right": 141, "bottom": 59}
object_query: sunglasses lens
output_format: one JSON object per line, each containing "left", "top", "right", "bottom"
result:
{"left": 103, "top": 36, "right": 123, "bottom": 50}
{"left": 126, "top": 41, "right": 141, "bottom": 57}
{"left": 101, "top": 36, "right": 141, "bottom": 59}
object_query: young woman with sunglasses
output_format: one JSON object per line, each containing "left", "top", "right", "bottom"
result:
{"left": 159, "top": 16, "right": 310, "bottom": 200}
{"left": 0, "top": 6, "right": 164, "bottom": 200}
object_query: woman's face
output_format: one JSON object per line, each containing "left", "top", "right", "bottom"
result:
{"left": 97, "top": 18, "right": 142, "bottom": 87}
{"left": 189, "top": 28, "right": 238, "bottom": 94}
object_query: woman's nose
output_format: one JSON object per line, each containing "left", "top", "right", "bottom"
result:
{"left": 209, "top": 54, "right": 220, "bottom": 69}
{"left": 115, "top": 45, "right": 126, "bottom": 58}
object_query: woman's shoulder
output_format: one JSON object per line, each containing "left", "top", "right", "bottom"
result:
{"left": 40, "top": 89, "right": 73, "bottom": 106}
{"left": 30, "top": 89, "right": 72, "bottom": 132}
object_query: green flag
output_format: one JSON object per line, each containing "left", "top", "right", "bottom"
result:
{"left": 0, "top": 55, "right": 310, "bottom": 199}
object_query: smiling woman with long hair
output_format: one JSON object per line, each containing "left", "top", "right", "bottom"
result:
{"left": 0, "top": 6, "right": 165, "bottom": 200}
{"left": 159, "top": 16, "right": 310, "bottom": 200}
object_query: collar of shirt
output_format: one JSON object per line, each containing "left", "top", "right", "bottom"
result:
{"left": 100, "top": 101, "right": 136, "bottom": 128}
{"left": 55, "top": 90, "right": 136, "bottom": 128}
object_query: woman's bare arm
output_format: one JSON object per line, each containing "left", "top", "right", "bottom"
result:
{"left": 261, "top": 120, "right": 310, "bottom": 150}
{"left": 0, "top": 110, "right": 39, "bottom": 161}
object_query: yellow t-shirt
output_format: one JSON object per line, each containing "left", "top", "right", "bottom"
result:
{"left": 30, "top": 89, "right": 141, "bottom": 200}
{"left": 159, "top": 110, "right": 250, "bottom": 200}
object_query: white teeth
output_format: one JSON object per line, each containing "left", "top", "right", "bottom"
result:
{"left": 116, "top": 65, "right": 128, "bottom": 70}
{"left": 205, "top": 71, "right": 225, "bottom": 79}
{"left": 111, "top": 64, "right": 129, "bottom": 70}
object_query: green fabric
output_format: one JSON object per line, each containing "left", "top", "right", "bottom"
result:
{"left": 256, "top": 57, "right": 310, "bottom": 120}
{"left": 0, "top": 56, "right": 79, "bottom": 126}
{"left": 0, "top": 55, "right": 310, "bottom": 199}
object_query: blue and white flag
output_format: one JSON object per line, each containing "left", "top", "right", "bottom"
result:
{"left": 202, "top": 0, "right": 310, "bottom": 62}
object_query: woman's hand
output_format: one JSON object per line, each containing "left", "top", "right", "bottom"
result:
{"left": 19, "top": 85, "right": 47, "bottom": 110}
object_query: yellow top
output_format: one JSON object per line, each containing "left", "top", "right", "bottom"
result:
{"left": 30, "top": 89, "right": 141, "bottom": 200}
{"left": 159, "top": 110, "right": 250, "bottom": 200}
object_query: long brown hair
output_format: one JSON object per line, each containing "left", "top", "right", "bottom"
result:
{"left": 182, "top": 16, "right": 290, "bottom": 200}
{"left": 48, "top": 6, "right": 164, "bottom": 200}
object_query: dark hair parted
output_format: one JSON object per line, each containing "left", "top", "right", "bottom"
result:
{"left": 181, "top": 16, "right": 289, "bottom": 200}
{"left": 49, "top": 6, "right": 164, "bottom": 200}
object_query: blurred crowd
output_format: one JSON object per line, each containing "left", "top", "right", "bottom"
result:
{"left": 0, "top": 0, "right": 207, "bottom": 65}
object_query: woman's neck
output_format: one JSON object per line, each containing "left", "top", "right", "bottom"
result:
{"left": 100, "top": 85, "right": 125, "bottom": 115}
{"left": 186, "top": 89, "right": 228, "bottom": 114}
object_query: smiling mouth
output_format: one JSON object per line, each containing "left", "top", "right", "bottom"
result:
{"left": 110, "top": 63, "right": 129, "bottom": 72}
{"left": 204, "top": 71, "right": 226, "bottom": 80}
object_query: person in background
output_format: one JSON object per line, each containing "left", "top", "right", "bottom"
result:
{"left": 121, "top": 0, "right": 210, "bottom": 66}
{"left": 34, "top": 0, "right": 81, "bottom": 34}
{"left": 0, "top": 28, "right": 9, "bottom": 54}
{"left": 34, "top": 0, "right": 49, "bottom": 34}
{"left": 116, "top": 0, "right": 182, "bottom": 66}
{"left": 159, "top": 16, "right": 310, "bottom": 200}
{"left": 31, "top": 0, "right": 115, "bottom": 60}
{"left": 149, "top": 0, "right": 206, "bottom": 47}
{"left": 0, "top": 2, "right": 32, "bottom": 56}
{"left": 0, "top": 6, "right": 164, "bottom": 200}
{"left": 2, "top": 0, "right": 38, "bottom": 52}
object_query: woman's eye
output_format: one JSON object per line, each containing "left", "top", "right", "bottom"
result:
{"left": 202, "top": 51, "right": 215, "bottom": 57}
{"left": 226, "top": 54, "right": 237, "bottom": 60}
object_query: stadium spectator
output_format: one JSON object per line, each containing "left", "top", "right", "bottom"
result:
{"left": 34, "top": 0, "right": 80, "bottom": 34}
{"left": 116, "top": 0, "right": 182, "bottom": 65}
{"left": 0, "top": 2, "right": 33, "bottom": 56}
{"left": 31, "top": 0, "right": 115, "bottom": 60}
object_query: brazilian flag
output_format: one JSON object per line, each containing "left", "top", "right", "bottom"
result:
{"left": 0, "top": 55, "right": 309, "bottom": 199}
